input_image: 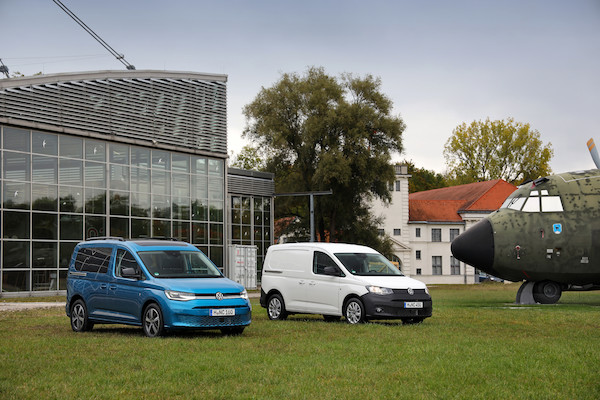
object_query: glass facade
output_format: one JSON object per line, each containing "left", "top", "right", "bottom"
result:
{"left": 230, "top": 195, "right": 272, "bottom": 278}
{"left": 1, "top": 125, "right": 226, "bottom": 293}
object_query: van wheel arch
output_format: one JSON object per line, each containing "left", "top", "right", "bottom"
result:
{"left": 266, "top": 292, "right": 288, "bottom": 320}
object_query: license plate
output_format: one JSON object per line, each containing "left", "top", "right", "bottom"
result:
{"left": 210, "top": 308, "right": 235, "bottom": 316}
{"left": 404, "top": 302, "right": 423, "bottom": 309}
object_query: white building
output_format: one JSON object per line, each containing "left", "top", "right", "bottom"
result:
{"left": 371, "top": 166, "right": 516, "bottom": 284}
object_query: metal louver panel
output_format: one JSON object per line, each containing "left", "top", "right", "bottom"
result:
{"left": 0, "top": 70, "right": 228, "bottom": 155}
{"left": 228, "top": 174, "right": 275, "bottom": 197}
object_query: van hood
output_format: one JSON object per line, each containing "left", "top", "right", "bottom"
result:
{"left": 156, "top": 277, "right": 245, "bottom": 294}
{"left": 357, "top": 275, "right": 427, "bottom": 290}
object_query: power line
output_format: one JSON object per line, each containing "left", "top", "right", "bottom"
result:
{"left": 52, "top": 0, "right": 136, "bottom": 70}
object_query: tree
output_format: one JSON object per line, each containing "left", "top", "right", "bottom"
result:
{"left": 400, "top": 160, "right": 448, "bottom": 193}
{"left": 243, "top": 67, "right": 405, "bottom": 252}
{"left": 229, "top": 145, "right": 266, "bottom": 171}
{"left": 443, "top": 118, "right": 553, "bottom": 185}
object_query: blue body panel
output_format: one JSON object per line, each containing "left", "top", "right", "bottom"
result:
{"left": 66, "top": 240, "right": 251, "bottom": 331}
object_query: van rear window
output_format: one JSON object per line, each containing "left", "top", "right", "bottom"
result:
{"left": 74, "top": 247, "right": 112, "bottom": 274}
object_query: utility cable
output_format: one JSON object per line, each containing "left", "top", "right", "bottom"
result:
{"left": 52, "top": 0, "right": 136, "bottom": 70}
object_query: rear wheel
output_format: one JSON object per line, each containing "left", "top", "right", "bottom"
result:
{"left": 344, "top": 298, "right": 366, "bottom": 324}
{"left": 533, "top": 280, "right": 562, "bottom": 304}
{"left": 70, "top": 299, "right": 93, "bottom": 332}
{"left": 143, "top": 303, "right": 165, "bottom": 337}
{"left": 267, "top": 294, "right": 288, "bottom": 320}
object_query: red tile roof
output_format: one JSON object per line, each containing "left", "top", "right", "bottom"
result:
{"left": 409, "top": 179, "right": 517, "bottom": 222}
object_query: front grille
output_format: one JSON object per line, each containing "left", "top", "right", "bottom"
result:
{"left": 177, "top": 314, "right": 249, "bottom": 327}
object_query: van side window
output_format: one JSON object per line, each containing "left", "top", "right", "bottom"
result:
{"left": 74, "top": 247, "right": 112, "bottom": 274}
{"left": 115, "top": 249, "right": 142, "bottom": 278}
{"left": 313, "top": 251, "right": 338, "bottom": 275}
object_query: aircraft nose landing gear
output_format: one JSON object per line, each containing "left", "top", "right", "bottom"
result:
{"left": 516, "top": 280, "right": 562, "bottom": 304}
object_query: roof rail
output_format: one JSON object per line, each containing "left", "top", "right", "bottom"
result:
{"left": 133, "top": 237, "right": 180, "bottom": 241}
{"left": 87, "top": 236, "right": 125, "bottom": 241}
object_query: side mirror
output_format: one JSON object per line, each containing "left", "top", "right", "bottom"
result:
{"left": 323, "top": 266, "right": 342, "bottom": 277}
{"left": 121, "top": 267, "right": 141, "bottom": 280}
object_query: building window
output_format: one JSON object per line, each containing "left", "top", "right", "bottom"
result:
{"left": 450, "top": 228, "right": 460, "bottom": 241}
{"left": 416, "top": 250, "right": 421, "bottom": 260}
{"left": 432, "top": 228, "right": 441, "bottom": 242}
{"left": 451, "top": 256, "right": 460, "bottom": 275}
{"left": 395, "top": 180, "right": 401, "bottom": 191}
{"left": 388, "top": 182, "right": 394, "bottom": 192}
{"left": 432, "top": 256, "right": 442, "bottom": 275}
{"left": 393, "top": 228, "right": 401, "bottom": 236}
{"left": 415, "top": 227, "right": 421, "bottom": 238}
{"left": 416, "top": 268, "right": 422, "bottom": 275}
{"left": 377, "top": 229, "right": 385, "bottom": 236}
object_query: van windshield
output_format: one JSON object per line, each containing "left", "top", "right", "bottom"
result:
{"left": 138, "top": 250, "right": 223, "bottom": 278}
{"left": 334, "top": 253, "right": 404, "bottom": 276}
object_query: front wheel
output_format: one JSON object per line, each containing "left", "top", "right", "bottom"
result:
{"left": 344, "top": 298, "right": 366, "bottom": 324}
{"left": 267, "top": 294, "right": 288, "bottom": 320}
{"left": 533, "top": 280, "right": 562, "bottom": 304}
{"left": 143, "top": 303, "right": 165, "bottom": 337}
{"left": 70, "top": 299, "right": 93, "bottom": 332}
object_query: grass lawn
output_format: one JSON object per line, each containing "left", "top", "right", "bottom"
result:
{"left": 1, "top": 283, "right": 599, "bottom": 399}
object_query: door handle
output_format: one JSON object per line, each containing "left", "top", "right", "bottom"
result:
{"left": 100, "top": 284, "right": 107, "bottom": 289}
{"left": 309, "top": 281, "right": 316, "bottom": 286}
{"left": 109, "top": 285, "right": 117, "bottom": 291}
{"left": 298, "top": 280, "right": 305, "bottom": 285}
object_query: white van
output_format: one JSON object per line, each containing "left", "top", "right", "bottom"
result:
{"left": 260, "top": 243, "right": 432, "bottom": 324}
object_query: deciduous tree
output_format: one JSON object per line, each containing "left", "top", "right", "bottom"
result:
{"left": 444, "top": 118, "right": 553, "bottom": 184}
{"left": 243, "top": 67, "right": 404, "bottom": 252}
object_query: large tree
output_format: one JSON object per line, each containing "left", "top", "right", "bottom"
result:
{"left": 243, "top": 67, "right": 405, "bottom": 252}
{"left": 443, "top": 118, "right": 553, "bottom": 185}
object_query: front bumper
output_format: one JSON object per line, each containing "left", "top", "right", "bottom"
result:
{"left": 361, "top": 289, "right": 432, "bottom": 320}
{"left": 165, "top": 299, "right": 251, "bottom": 329}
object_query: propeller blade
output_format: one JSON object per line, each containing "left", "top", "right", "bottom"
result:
{"left": 587, "top": 138, "right": 600, "bottom": 169}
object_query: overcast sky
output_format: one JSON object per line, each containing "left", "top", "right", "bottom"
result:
{"left": 2, "top": 0, "right": 599, "bottom": 174}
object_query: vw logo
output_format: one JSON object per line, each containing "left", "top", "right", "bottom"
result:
{"left": 407, "top": 288, "right": 414, "bottom": 295}
{"left": 215, "top": 292, "right": 224, "bottom": 301}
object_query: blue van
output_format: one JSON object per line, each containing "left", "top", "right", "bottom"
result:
{"left": 66, "top": 238, "right": 251, "bottom": 337}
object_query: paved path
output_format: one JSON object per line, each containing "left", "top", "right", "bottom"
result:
{"left": 0, "top": 302, "right": 65, "bottom": 312}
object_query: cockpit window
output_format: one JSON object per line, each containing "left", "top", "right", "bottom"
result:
{"left": 521, "top": 197, "right": 540, "bottom": 212}
{"left": 502, "top": 195, "right": 526, "bottom": 211}
{"left": 541, "top": 196, "right": 563, "bottom": 212}
{"left": 501, "top": 191, "right": 563, "bottom": 213}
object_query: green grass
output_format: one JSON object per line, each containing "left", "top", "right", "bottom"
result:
{"left": 1, "top": 283, "right": 599, "bottom": 399}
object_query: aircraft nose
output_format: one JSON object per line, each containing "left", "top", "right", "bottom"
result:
{"left": 451, "top": 218, "right": 494, "bottom": 270}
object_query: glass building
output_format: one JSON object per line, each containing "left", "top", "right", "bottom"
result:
{"left": 0, "top": 71, "right": 273, "bottom": 295}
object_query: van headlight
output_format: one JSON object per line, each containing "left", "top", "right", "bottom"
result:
{"left": 165, "top": 290, "right": 196, "bottom": 301}
{"left": 366, "top": 285, "right": 393, "bottom": 295}
{"left": 425, "top": 286, "right": 429, "bottom": 295}
{"left": 240, "top": 289, "right": 249, "bottom": 300}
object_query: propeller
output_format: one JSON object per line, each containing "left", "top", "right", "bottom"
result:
{"left": 587, "top": 138, "right": 600, "bottom": 169}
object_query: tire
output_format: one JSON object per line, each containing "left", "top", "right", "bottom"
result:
{"left": 267, "top": 294, "right": 288, "bottom": 320}
{"left": 323, "top": 315, "right": 341, "bottom": 322}
{"left": 142, "top": 303, "right": 165, "bottom": 337}
{"left": 220, "top": 326, "right": 245, "bottom": 335}
{"left": 532, "top": 280, "right": 562, "bottom": 304}
{"left": 344, "top": 298, "right": 366, "bottom": 324}
{"left": 70, "top": 299, "right": 93, "bottom": 332}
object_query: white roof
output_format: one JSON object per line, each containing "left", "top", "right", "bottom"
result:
{"left": 269, "top": 242, "right": 379, "bottom": 254}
